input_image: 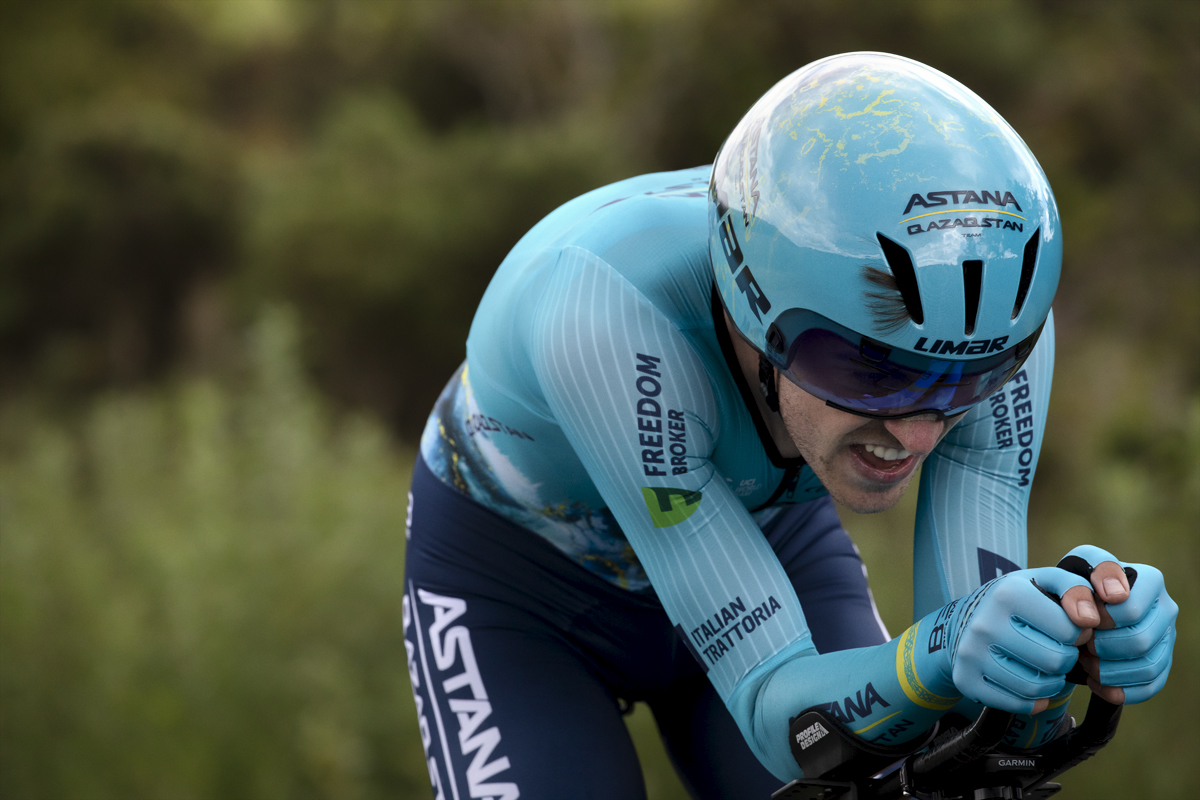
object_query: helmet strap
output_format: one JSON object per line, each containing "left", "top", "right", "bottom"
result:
{"left": 758, "top": 355, "right": 780, "bottom": 413}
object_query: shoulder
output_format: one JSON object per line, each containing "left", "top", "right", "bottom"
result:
{"left": 473, "top": 166, "right": 716, "bottom": 354}
{"left": 466, "top": 167, "right": 719, "bottom": 413}
{"left": 562, "top": 167, "right": 715, "bottom": 331}
{"left": 500, "top": 166, "right": 712, "bottom": 262}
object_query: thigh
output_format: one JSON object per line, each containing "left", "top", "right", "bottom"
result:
{"left": 403, "top": 583, "right": 645, "bottom": 800}
{"left": 404, "top": 458, "right": 646, "bottom": 799}
{"left": 764, "top": 496, "right": 891, "bottom": 652}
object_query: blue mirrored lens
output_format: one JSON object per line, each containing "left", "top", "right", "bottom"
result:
{"left": 775, "top": 312, "right": 1040, "bottom": 418}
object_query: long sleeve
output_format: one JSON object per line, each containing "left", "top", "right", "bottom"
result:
{"left": 528, "top": 247, "right": 961, "bottom": 779}
{"left": 913, "top": 313, "right": 1056, "bottom": 618}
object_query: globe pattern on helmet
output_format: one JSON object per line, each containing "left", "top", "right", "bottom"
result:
{"left": 709, "top": 52, "right": 1062, "bottom": 379}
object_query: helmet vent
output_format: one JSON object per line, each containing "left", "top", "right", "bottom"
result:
{"left": 875, "top": 234, "right": 924, "bottom": 325}
{"left": 1012, "top": 229, "right": 1040, "bottom": 319}
{"left": 963, "top": 260, "right": 983, "bottom": 335}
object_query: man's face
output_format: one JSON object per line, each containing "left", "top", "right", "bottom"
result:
{"left": 777, "top": 378, "right": 963, "bottom": 513}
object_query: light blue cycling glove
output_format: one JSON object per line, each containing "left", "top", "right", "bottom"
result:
{"left": 1057, "top": 544, "right": 1178, "bottom": 704}
{"left": 898, "top": 567, "right": 1092, "bottom": 714}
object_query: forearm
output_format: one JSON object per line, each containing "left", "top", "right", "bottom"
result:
{"left": 912, "top": 313, "right": 1055, "bottom": 617}
{"left": 731, "top": 632, "right": 957, "bottom": 779}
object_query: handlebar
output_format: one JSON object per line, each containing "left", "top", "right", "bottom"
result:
{"left": 773, "top": 692, "right": 1123, "bottom": 800}
{"left": 873, "top": 706, "right": 1015, "bottom": 798}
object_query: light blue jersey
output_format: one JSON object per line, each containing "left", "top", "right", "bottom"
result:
{"left": 418, "top": 167, "right": 1056, "bottom": 779}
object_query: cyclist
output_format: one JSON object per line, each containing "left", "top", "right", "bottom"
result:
{"left": 401, "top": 53, "right": 1177, "bottom": 799}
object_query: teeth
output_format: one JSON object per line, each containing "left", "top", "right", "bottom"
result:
{"left": 865, "top": 444, "right": 910, "bottom": 461}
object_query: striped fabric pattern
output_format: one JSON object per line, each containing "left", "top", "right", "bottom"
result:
{"left": 530, "top": 246, "right": 816, "bottom": 695}
{"left": 414, "top": 167, "right": 1057, "bottom": 780}
{"left": 913, "top": 315, "right": 1055, "bottom": 617}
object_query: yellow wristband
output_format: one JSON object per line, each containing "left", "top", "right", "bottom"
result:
{"left": 895, "top": 622, "right": 960, "bottom": 710}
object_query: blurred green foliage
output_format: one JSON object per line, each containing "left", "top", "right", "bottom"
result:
{"left": 4, "top": 0, "right": 1195, "bottom": 435}
{"left": 1, "top": 310, "right": 424, "bottom": 799}
{"left": 0, "top": 1, "right": 1197, "bottom": 798}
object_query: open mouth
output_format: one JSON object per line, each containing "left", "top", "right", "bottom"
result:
{"left": 849, "top": 443, "right": 917, "bottom": 482}
{"left": 862, "top": 444, "right": 910, "bottom": 463}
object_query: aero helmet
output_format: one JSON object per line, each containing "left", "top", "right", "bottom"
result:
{"left": 710, "top": 52, "right": 1061, "bottom": 419}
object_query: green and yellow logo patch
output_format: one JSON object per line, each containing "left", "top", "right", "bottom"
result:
{"left": 641, "top": 487, "right": 703, "bottom": 528}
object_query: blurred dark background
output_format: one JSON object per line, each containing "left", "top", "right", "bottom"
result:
{"left": 1, "top": 2, "right": 1196, "bottom": 799}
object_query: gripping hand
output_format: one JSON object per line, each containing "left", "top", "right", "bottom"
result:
{"left": 1058, "top": 545, "right": 1178, "bottom": 705}
{"left": 903, "top": 568, "right": 1093, "bottom": 714}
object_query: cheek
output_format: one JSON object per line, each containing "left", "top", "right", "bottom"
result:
{"left": 779, "top": 384, "right": 830, "bottom": 449}
{"left": 779, "top": 381, "right": 868, "bottom": 454}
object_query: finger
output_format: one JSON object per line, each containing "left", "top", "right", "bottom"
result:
{"left": 1086, "top": 677, "right": 1125, "bottom": 705}
{"left": 984, "top": 568, "right": 1089, "bottom": 642}
{"left": 1056, "top": 547, "right": 1128, "bottom": 630}
{"left": 1120, "top": 654, "right": 1174, "bottom": 705}
{"left": 1031, "top": 698, "right": 1049, "bottom": 715}
{"left": 1095, "top": 598, "right": 1116, "bottom": 631}
{"left": 1060, "top": 585, "right": 1101, "bottom": 628}
{"left": 1074, "top": 627, "right": 1094, "bottom": 647}
{"left": 1078, "top": 650, "right": 1099, "bottom": 676}
{"left": 952, "top": 644, "right": 1064, "bottom": 713}
{"left": 1092, "top": 628, "right": 1176, "bottom": 687}
{"left": 961, "top": 672, "right": 1042, "bottom": 715}
{"left": 993, "top": 620, "right": 1079, "bottom": 676}
{"left": 1026, "top": 566, "right": 1093, "bottom": 605}
{"left": 1017, "top": 567, "right": 1091, "bottom": 642}
{"left": 1058, "top": 544, "right": 1121, "bottom": 578}
{"left": 1090, "top": 561, "right": 1130, "bottom": 605}
{"left": 1057, "top": 544, "right": 1120, "bottom": 589}
{"left": 984, "top": 647, "right": 1071, "bottom": 700}
{"left": 1104, "top": 564, "right": 1167, "bottom": 628}
{"left": 1093, "top": 598, "right": 1174, "bottom": 661}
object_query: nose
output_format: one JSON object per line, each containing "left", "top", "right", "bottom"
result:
{"left": 883, "top": 415, "right": 945, "bottom": 456}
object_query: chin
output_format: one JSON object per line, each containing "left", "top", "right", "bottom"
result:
{"left": 827, "top": 479, "right": 912, "bottom": 515}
